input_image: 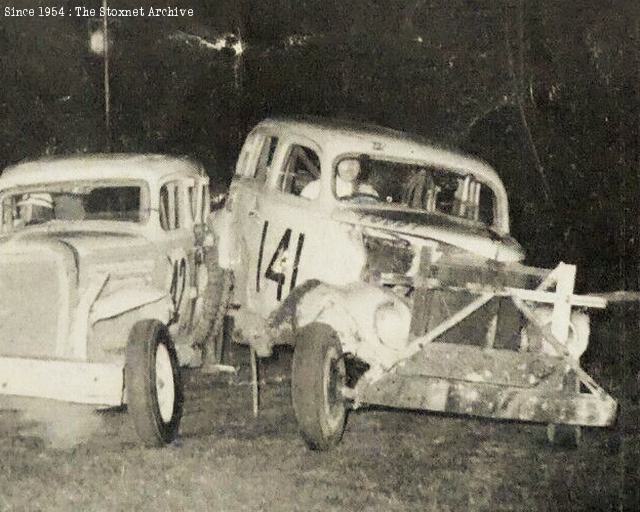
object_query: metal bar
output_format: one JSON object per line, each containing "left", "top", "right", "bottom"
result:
{"left": 502, "top": 262, "right": 551, "bottom": 280}
{"left": 505, "top": 287, "right": 606, "bottom": 309}
{"left": 102, "top": 0, "right": 110, "bottom": 151}
{"left": 536, "top": 262, "right": 562, "bottom": 290}
{"left": 400, "top": 292, "right": 495, "bottom": 362}
{"left": 551, "top": 263, "right": 576, "bottom": 342}
{"left": 589, "top": 290, "right": 640, "bottom": 303}
{"left": 250, "top": 346, "right": 259, "bottom": 418}
{"left": 446, "top": 284, "right": 606, "bottom": 309}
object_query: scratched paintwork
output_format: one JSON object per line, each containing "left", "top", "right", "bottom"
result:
{"left": 0, "top": 154, "right": 212, "bottom": 407}
{"left": 215, "top": 117, "right": 617, "bottom": 432}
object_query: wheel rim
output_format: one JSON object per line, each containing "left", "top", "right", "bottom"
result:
{"left": 322, "top": 346, "right": 346, "bottom": 432}
{"left": 155, "top": 342, "right": 176, "bottom": 423}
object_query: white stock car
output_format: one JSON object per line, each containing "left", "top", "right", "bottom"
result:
{"left": 212, "top": 117, "right": 617, "bottom": 450}
{"left": 0, "top": 154, "right": 218, "bottom": 446}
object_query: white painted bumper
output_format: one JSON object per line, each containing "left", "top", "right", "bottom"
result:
{"left": 0, "top": 357, "right": 124, "bottom": 407}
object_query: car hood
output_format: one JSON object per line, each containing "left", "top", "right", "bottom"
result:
{"left": 332, "top": 207, "right": 525, "bottom": 263}
{"left": 0, "top": 228, "right": 158, "bottom": 359}
{"left": 0, "top": 228, "right": 156, "bottom": 277}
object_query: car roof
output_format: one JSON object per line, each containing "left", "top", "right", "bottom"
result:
{"left": 255, "top": 116, "right": 502, "bottom": 181}
{"left": 0, "top": 153, "right": 205, "bottom": 189}
{"left": 261, "top": 116, "right": 418, "bottom": 141}
{"left": 252, "top": 116, "right": 511, "bottom": 234}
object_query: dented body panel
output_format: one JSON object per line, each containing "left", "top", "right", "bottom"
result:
{"left": 0, "top": 154, "right": 212, "bottom": 406}
{"left": 216, "top": 117, "right": 617, "bottom": 431}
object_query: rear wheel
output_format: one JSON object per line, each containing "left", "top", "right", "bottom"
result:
{"left": 292, "top": 323, "right": 348, "bottom": 451}
{"left": 547, "top": 423, "right": 582, "bottom": 448}
{"left": 192, "top": 248, "right": 233, "bottom": 365}
{"left": 126, "top": 320, "right": 183, "bottom": 447}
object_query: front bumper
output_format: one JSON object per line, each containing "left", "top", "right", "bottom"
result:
{"left": 0, "top": 357, "right": 124, "bottom": 407}
{"left": 357, "top": 372, "right": 618, "bottom": 427}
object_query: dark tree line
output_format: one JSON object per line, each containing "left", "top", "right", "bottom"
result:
{"left": 0, "top": 0, "right": 638, "bottom": 367}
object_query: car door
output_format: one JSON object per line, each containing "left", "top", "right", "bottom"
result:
{"left": 228, "top": 130, "right": 283, "bottom": 311}
{"left": 248, "top": 136, "right": 325, "bottom": 318}
{"left": 156, "top": 176, "right": 200, "bottom": 343}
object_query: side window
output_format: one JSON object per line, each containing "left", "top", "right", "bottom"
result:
{"left": 188, "top": 185, "right": 197, "bottom": 221}
{"left": 443, "top": 174, "right": 494, "bottom": 225}
{"left": 279, "top": 145, "right": 320, "bottom": 198}
{"left": 201, "top": 185, "right": 208, "bottom": 219}
{"left": 400, "top": 166, "right": 494, "bottom": 226}
{"left": 173, "top": 185, "right": 180, "bottom": 228}
{"left": 254, "top": 136, "right": 279, "bottom": 184}
{"left": 159, "top": 182, "right": 181, "bottom": 231}
{"left": 235, "top": 131, "right": 265, "bottom": 177}
{"left": 478, "top": 185, "right": 495, "bottom": 225}
{"left": 1, "top": 196, "right": 16, "bottom": 232}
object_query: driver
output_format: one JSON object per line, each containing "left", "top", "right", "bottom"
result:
{"left": 300, "top": 158, "right": 379, "bottom": 200}
{"left": 15, "top": 193, "right": 54, "bottom": 226}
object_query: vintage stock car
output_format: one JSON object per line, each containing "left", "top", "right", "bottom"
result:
{"left": 211, "top": 117, "right": 618, "bottom": 450}
{"left": 0, "top": 154, "right": 220, "bottom": 446}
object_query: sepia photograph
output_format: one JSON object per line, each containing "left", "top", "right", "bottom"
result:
{"left": 0, "top": 1, "right": 638, "bottom": 510}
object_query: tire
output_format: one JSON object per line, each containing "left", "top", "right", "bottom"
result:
{"left": 126, "top": 320, "right": 183, "bottom": 447}
{"left": 191, "top": 247, "right": 233, "bottom": 365}
{"left": 547, "top": 423, "right": 582, "bottom": 448}
{"left": 291, "top": 323, "right": 348, "bottom": 451}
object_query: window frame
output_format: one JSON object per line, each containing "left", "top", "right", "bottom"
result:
{"left": 159, "top": 180, "right": 184, "bottom": 232}
{"left": 0, "top": 179, "right": 149, "bottom": 232}
{"left": 254, "top": 135, "right": 279, "bottom": 184}
{"left": 331, "top": 153, "right": 500, "bottom": 230}
{"left": 276, "top": 143, "right": 321, "bottom": 198}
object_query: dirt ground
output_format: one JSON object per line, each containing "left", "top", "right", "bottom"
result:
{"left": 0, "top": 344, "right": 637, "bottom": 512}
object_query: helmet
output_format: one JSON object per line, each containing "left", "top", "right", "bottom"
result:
{"left": 17, "top": 193, "right": 54, "bottom": 209}
{"left": 336, "top": 158, "right": 361, "bottom": 182}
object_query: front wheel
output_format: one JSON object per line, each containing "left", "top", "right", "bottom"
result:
{"left": 291, "top": 323, "right": 348, "bottom": 451}
{"left": 125, "top": 320, "right": 183, "bottom": 447}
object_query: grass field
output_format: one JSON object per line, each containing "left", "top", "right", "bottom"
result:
{"left": 0, "top": 345, "right": 637, "bottom": 512}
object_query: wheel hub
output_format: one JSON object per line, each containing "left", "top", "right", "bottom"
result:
{"left": 155, "top": 343, "right": 176, "bottom": 423}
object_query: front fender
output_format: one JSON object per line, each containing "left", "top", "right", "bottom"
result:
{"left": 90, "top": 286, "right": 171, "bottom": 324}
{"left": 293, "top": 281, "right": 409, "bottom": 368}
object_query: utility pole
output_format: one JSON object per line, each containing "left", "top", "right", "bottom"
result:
{"left": 102, "top": 0, "right": 111, "bottom": 151}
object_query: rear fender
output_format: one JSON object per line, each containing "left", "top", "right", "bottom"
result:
{"left": 207, "top": 210, "right": 237, "bottom": 270}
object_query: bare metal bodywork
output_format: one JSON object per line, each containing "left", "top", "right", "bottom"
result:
{"left": 0, "top": 154, "right": 212, "bottom": 407}
{"left": 213, "top": 117, "right": 617, "bottom": 432}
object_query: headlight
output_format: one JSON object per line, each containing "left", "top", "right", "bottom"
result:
{"left": 374, "top": 300, "right": 411, "bottom": 350}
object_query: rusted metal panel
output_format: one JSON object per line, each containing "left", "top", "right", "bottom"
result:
{"left": 395, "top": 343, "right": 563, "bottom": 388}
{"left": 408, "top": 287, "right": 432, "bottom": 337}
{"left": 420, "top": 290, "right": 498, "bottom": 346}
{"left": 358, "top": 373, "right": 617, "bottom": 427}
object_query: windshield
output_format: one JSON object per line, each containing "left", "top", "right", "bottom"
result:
{"left": 332, "top": 155, "right": 496, "bottom": 226}
{"left": 1, "top": 180, "right": 145, "bottom": 232}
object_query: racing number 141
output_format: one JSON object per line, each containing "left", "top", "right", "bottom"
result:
{"left": 256, "top": 220, "right": 305, "bottom": 301}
